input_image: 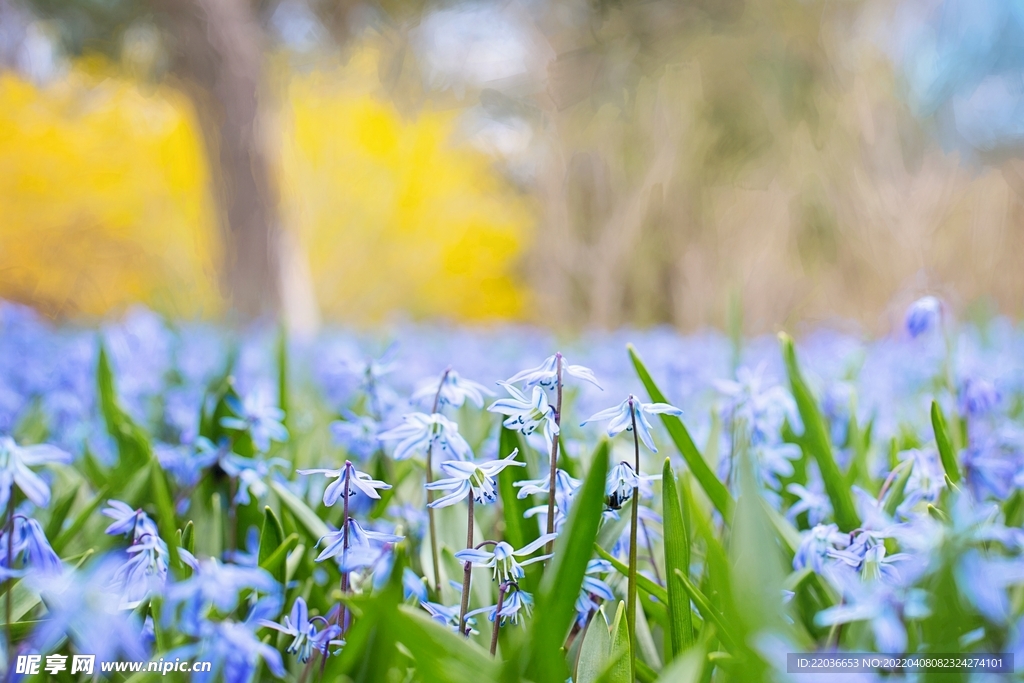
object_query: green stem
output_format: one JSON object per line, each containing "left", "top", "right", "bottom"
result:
{"left": 427, "top": 367, "right": 451, "bottom": 594}
{"left": 545, "top": 354, "right": 563, "bottom": 555}
{"left": 627, "top": 398, "right": 640, "bottom": 682}
{"left": 490, "top": 581, "right": 510, "bottom": 655}
{"left": 458, "top": 496, "right": 475, "bottom": 636}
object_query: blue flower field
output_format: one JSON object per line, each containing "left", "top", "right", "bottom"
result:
{"left": 2, "top": 297, "right": 1023, "bottom": 682}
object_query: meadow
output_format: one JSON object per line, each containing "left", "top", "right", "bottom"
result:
{"left": 1, "top": 296, "right": 1021, "bottom": 682}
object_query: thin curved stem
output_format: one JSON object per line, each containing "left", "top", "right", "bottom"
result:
{"left": 627, "top": 398, "right": 640, "bottom": 682}
{"left": 458, "top": 496, "right": 475, "bottom": 636}
{"left": 545, "top": 354, "right": 563, "bottom": 554}
{"left": 339, "top": 471, "right": 351, "bottom": 633}
{"left": 426, "top": 367, "right": 451, "bottom": 594}
{"left": 490, "top": 581, "right": 513, "bottom": 656}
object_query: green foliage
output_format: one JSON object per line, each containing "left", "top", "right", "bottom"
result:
{"left": 779, "top": 333, "right": 859, "bottom": 531}
{"left": 661, "top": 458, "right": 694, "bottom": 660}
{"left": 931, "top": 400, "right": 961, "bottom": 484}
{"left": 498, "top": 426, "right": 537, "bottom": 552}
{"left": 628, "top": 344, "right": 734, "bottom": 519}
{"left": 527, "top": 440, "right": 610, "bottom": 681}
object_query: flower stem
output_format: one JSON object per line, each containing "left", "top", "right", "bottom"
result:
{"left": 339, "top": 474, "right": 351, "bottom": 634}
{"left": 640, "top": 517, "right": 662, "bottom": 585}
{"left": 426, "top": 367, "right": 451, "bottom": 594}
{"left": 458, "top": 496, "right": 475, "bottom": 637}
{"left": 627, "top": 398, "right": 640, "bottom": 682}
{"left": 490, "top": 581, "right": 510, "bottom": 656}
{"left": 545, "top": 353, "right": 563, "bottom": 554}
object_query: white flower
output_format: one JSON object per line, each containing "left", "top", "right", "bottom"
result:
{"left": 425, "top": 449, "right": 525, "bottom": 508}
{"left": 488, "top": 384, "right": 560, "bottom": 451}
{"left": 505, "top": 353, "right": 602, "bottom": 391}
{"left": 454, "top": 535, "right": 556, "bottom": 583}
{"left": 378, "top": 413, "right": 472, "bottom": 461}
{"left": 581, "top": 395, "right": 682, "bottom": 453}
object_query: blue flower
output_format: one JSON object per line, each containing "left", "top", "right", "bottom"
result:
{"left": 102, "top": 499, "right": 156, "bottom": 537}
{"left": 815, "top": 580, "right": 929, "bottom": 652}
{"left": 378, "top": 412, "right": 473, "bottom": 461}
{"left": 219, "top": 455, "right": 288, "bottom": 506}
{"left": 314, "top": 518, "right": 404, "bottom": 568}
{"left": 413, "top": 370, "right": 494, "bottom": 408}
{"left": 258, "top": 596, "right": 342, "bottom": 663}
{"left": 604, "top": 461, "right": 659, "bottom": 510}
{"left": 179, "top": 599, "right": 286, "bottom": 683}
{"left": 425, "top": 448, "right": 525, "bottom": 508}
{"left": 785, "top": 482, "right": 832, "bottom": 527}
{"left": 959, "top": 377, "right": 1000, "bottom": 417}
{"left": 298, "top": 460, "right": 391, "bottom": 506}
{"left": 0, "top": 435, "right": 72, "bottom": 510}
{"left": 581, "top": 396, "right": 682, "bottom": 453}
{"left": 454, "top": 535, "right": 556, "bottom": 583}
{"left": 403, "top": 567, "right": 429, "bottom": 603}
{"left": 488, "top": 384, "right": 560, "bottom": 452}
{"left": 514, "top": 469, "right": 580, "bottom": 513}
{"left": 505, "top": 353, "right": 603, "bottom": 391}
{"left": 955, "top": 550, "right": 1024, "bottom": 622}
{"left": 0, "top": 516, "right": 62, "bottom": 578}
{"left": 29, "top": 557, "right": 149, "bottom": 664}
{"left": 905, "top": 296, "right": 942, "bottom": 338}
{"left": 575, "top": 560, "right": 615, "bottom": 625}
{"left": 220, "top": 391, "right": 289, "bottom": 453}
{"left": 163, "top": 560, "right": 279, "bottom": 635}
{"left": 330, "top": 413, "right": 381, "bottom": 460}
{"left": 793, "top": 523, "right": 850, "bottom": 574}
{"left": 421, "top": 601, "right": 477, "bottom": 634}
{"left": 467, "top": 586, "right": 533, "bottom": 626}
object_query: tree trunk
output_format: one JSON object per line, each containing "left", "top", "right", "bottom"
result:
{"left": 157, "top": 0, "right": 280, "bottom": 319}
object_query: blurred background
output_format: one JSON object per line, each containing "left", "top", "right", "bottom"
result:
{"left": 1, "top": 0, "right": 1022, "bottom": 334}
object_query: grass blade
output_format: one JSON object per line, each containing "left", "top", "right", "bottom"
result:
{"left": 269, "top": 479, "right": 329, "bottom": 541}
{"left": 662, "top": 458, "right": 693, "bottom": 660}
{"left": 497, "top": 426, "right": 536, "bottom": 551}
{"left": 528, "top": 440, "right": 610, "bottom": 681}
{"left": 594, "top": 544, "right": 668, "bottom": 603}
{"left": 628, "top": 344, "right": 733, "bottom": 520}
{"left": 931, "top": 400, "right": 960, "bottom": 484}
{"left": 778, "top": 333, "right": 859, "bottom": 531}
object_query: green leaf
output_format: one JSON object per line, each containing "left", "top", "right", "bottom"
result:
{"left": 673, "top": 569, "right": 740, "bottom": 654}
{"left": 662, "top": 458, "right": 693, "bottom": 660}
{"left": 883, "top": 460, "right": 915, "bottom": 518}
{"left": 931, "top": 401, "right": 960, "bottom": 484}
{"left": 392, "top": 606, "right": 500, "bottom": 683}
{"left": 52, "top": 487, "right": 109, "bottom": 554}
{"left": 778, "top": 333, "right": 859, "bottom": 531}
{"left": 181, "top": 520, "right": 195, "bottom": 555}
{"left": 628, "top": 344, "right": 734, "bottom": 519}
{"left": 148, "top": 460, "right": 181, "bottom": 575}
{"left": 269, "top": 479, "right": 329, "bottom": 541}
{"left": 44, "top": 486, "right": 78, "bottom": 542}
{"left": 497, "top": 426, "right": 536, "bottom": 551}
{"left": 762, "top": 497, "right": 800, "bottom": 558}
{"left": 656, "top": 639, "right": 706, "bottom": 683}
{"left": 597, "top": 601, "right": 632, "bottom": 683}
{"left": 594, "top": 544, "right": 668, "bottom": 603}
{"left": 276, "top": 324, "right": 289, "bottom": 430}
{"left": 258, "top": 506, "right": 288, "bottom": 584}
{"left": 576, "top": 608, "right": 612, "bottom": 683}
{"left": 97, "top": 343, "right": 153, "bottom": 480}
{"left": 260, "top": 533, "right": 300, "bottom": 580}
{"left": 528, "top": 440, "right": 610, "bottom": 681}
